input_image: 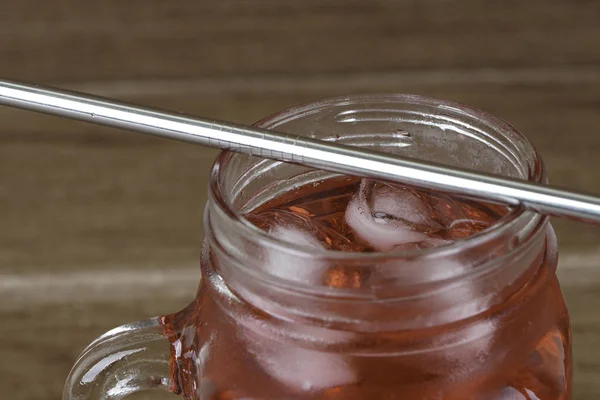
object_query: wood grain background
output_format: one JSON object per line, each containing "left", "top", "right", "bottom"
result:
{"left": 1, "top": 1, "right": 599, "bottom": 399}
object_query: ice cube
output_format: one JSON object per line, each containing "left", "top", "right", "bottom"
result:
{"left": 244, "top": 209, "right": 329, "bottom": 283}
{"left": 240, "top": 308, "right": 358, "bottom": 393}
{"left": 247, "top": 208, "right": 355, "bottom": 251}
{"left": 496, "top": 386, "right": 530, "bottom": 399}
{"left": 367, "top": 181, "right": 440, "bottom": 228}
{"left": 264, "top": 224, "right": 326, "bottom": 283}
{"left": 253, "top": 343, "right": 356, "bottom": 392}
{"left": 345, "top": 180, "right": 433, "bottom": 251}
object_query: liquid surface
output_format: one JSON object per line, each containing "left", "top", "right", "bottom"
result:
{"left": 246, "top": 177, "right": 508, "bottom": 253}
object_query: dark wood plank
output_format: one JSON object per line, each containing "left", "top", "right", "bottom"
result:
{"left": 1, "top": 0, "right": 599, "bottom": 83}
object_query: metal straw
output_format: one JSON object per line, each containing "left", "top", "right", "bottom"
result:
{"left": 1, "top": 78, "right": 600, "bottom": 225}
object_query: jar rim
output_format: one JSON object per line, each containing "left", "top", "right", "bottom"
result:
{"left": 209, "top": 94, "right": 546, "bottom": 264}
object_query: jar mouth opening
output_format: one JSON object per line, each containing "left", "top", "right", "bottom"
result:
{"left": 209, "top": 94, "right": 546, "bottom": 263}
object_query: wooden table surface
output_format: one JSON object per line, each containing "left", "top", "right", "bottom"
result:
{"left": 1, "top": 1, "right": 599, "bottom": 399}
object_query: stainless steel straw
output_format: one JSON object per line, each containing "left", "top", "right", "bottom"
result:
{"left": 1, "top": 78, "right": 600, "bottom": 225}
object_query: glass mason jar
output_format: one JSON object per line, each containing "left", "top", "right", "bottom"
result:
{"left": 63, "top": 95, "right": 572, "bottom": 400}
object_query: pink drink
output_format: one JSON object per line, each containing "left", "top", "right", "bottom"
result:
{"left": 166, "top": 176, "right": 571, "bottom": 399}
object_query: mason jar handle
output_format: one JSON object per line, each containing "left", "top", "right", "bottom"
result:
{"left": 62, "top": 317, "right": 178, "bottom": 400}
